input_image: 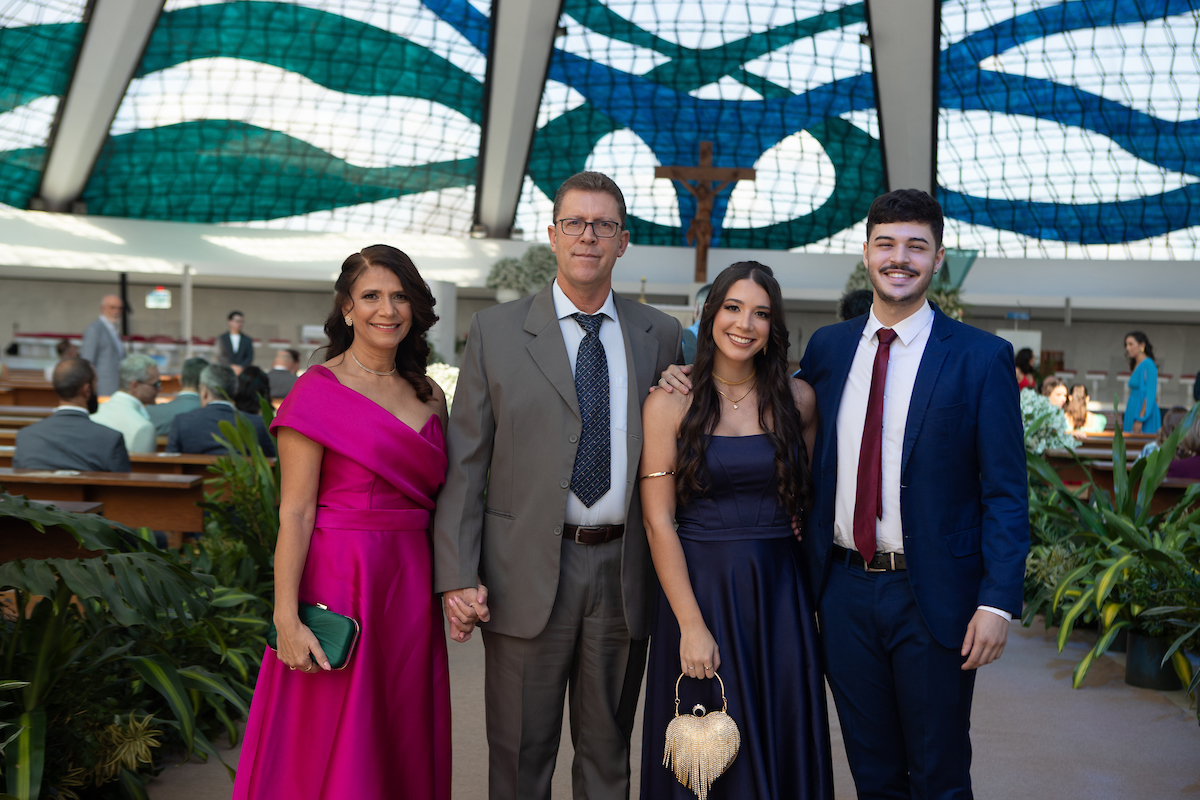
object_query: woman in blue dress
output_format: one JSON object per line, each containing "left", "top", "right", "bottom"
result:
{"left": 638, "top": 262, "right": 833, "bottom": 800}
{"left": 1123, "top": 331, "right": 1161, "bottom": 433}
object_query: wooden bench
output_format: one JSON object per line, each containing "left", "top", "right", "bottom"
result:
{"left": 0, "top": 381, "right": 58, "bottom": 407}
{"left": 1043, "top": 447, "right": 1139, "bottom": 484}
{"left": 0, "top": 416, "right": 38, "bottom": 430}
{"left": 0, "top": 430, "right": 16, "bottom": 446}
{"left": 0, "top": 500, "right": 106, "bottom": 561}
{"left": 0, "top": 406, "right": 54, "bottom": 418}
{"left": 0, "top": 468, "right": 203, "bottom": 532}
{"left": 1084, "top": 461, "right": 1200, "bottom": 515}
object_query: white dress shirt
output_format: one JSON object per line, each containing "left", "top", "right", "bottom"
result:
{"left": 90, "top": 391, "right": 156, "bottom": 453}
{"left": 552, "top": 279, "right": 629, "bottom": 526}
{"left": 833, "top": 301, "right": 1009, "bottom": 621}
{"left": 229, "top": 333, "right": 242, "bottom": 353}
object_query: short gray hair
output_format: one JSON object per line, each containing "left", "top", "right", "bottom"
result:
{"left": 199, "top": 364, "right": 237, "bottom": 400}
{"left": 118, "top": 354, "right": 158, "bottom": 391}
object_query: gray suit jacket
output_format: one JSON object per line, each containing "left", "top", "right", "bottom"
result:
{"left": 80, "top": 318, "right": 124, "bottom": 397}
{"left": 14, "top": 409, "right": 131, "bottom": 472}
{"left": 146, "top": 392, "right": 201, "bottom": 436}
{"left": 433, "top": 284, "right": 682, "bottom": 640}
{"left": 268, "top": 369, "right": 299, "bottom": 398}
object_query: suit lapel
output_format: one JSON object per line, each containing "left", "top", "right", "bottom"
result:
{"left": 524, "top": 284, "right": 581, "bottom": 419}
{"left": 823, "top": 319, "right": 868, "bottom": 470}
{"left": 901, "top": 309, "right": 951, "bottom": 479}
{"left": 615, "top": 295, "right": 656, "bottom": 512}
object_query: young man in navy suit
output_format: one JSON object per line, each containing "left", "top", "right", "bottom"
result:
{"left": 799, "top": 189, "right": 1028, "bottom": 798}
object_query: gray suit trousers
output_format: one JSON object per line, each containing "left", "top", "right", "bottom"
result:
{"left": 482, "top": 537, "right": 647, "bottom": 800}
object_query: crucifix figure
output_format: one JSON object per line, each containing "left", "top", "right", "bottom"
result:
{"left": 655, "top": 141, "right": 755, "bottom": 282}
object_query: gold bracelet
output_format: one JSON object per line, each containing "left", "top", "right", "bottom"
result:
{"left": 639, "top": 470, "right": 675, "bottom": 480}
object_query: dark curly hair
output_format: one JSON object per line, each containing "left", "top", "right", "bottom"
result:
{"left": 322, "top": 245, "right": 439, "bottom": 402}
{"left": 675, "top": 261, "right": 813, "bottom": 518}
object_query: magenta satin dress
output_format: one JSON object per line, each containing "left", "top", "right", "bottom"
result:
{"left": 233, "top": 366, "right": 451, "bottom": 800}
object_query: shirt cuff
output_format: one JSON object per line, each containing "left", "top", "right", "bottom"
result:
{"left": 978, "top": 605, "right": 1012, "bottom": 621}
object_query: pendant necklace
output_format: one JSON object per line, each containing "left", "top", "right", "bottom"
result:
{"left": 713, "top": 369, "right": 755, "bottom": 386}
{"left": 717, "top": 384, "right": 755, "bottom": 410}
{"left": 350, "top": 349, "right": 396, "bottom": 376}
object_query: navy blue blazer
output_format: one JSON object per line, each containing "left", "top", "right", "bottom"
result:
{"left": 798, "top": 306, "right": 1029, "bottom": 648}
{"left": 166, "top": 402, "right": 276, "bottom": 457}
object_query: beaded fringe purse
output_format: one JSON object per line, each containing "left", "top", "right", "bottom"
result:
{"left": 663, "top": 671, "right": 741, "bottom": 800}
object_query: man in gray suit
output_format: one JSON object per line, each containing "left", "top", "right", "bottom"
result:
{"left": 434, "top": 172, "right": 682, "bottom": 800}
{"left": 147, "top": 357, "right": 207, "bottom": 435}
{"left": 80, "top": 294, "right": 125, "bottom": 396}
{"left": 15, "top": 358, "right": 130, "bottom": 472}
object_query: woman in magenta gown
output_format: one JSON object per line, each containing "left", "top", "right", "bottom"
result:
{"left": 233, "top": 245, "right": 452, "bottom": 799}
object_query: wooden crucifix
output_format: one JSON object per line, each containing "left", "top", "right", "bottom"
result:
{"left": 655, "top": 141, "right": 755, "bottom": 282}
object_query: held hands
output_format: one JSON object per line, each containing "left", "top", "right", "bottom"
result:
{"left": 652, "top": 363, "right": 693, "bottom": 395}
{"left": 960, "top": 609, "right": 1009, "bottom": 670}
{"left": 680, "top": 623, "right": 721, "bottom": 680}
{"left": 443, "top": 584, "right": 491, "bottom": 643}
{"left": 274, "top": 614, "right": 332, "bottom": 673}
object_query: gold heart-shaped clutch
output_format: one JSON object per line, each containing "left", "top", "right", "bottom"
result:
{"left": 663, "top": 671, "right": 740, "bottom": 800}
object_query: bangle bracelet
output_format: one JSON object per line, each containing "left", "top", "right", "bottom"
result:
{"left": 639, "top": 471, "right": 675, "bottom": 480}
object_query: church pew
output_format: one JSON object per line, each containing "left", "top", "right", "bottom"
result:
{"left": 0, "top": 406, "right": 55, "bottom": 417}
{"left": 1043, "top": 447, "right": 1139, "bottom": 485}
{"left": 0, "top": 416, "right": 38, "bottom": 430}
{"left": 129, "top": 451, "right": 275, "bottom": 475}
{"left": 0, "top": 380, "right": 58, "bottom": 406}
{"left": 0, "top": 388, "right": 12, "bottom": 406}
{"left": 1084, "top": 461, "right": 1199, "bottom": 515}
{"left": 0, "top": 468, "right": 203, "bottom": 532}
{"left": 0, "top": 500, "right": 106, "bottom": 561}
{"left": 0, "top": 430, "right": 16, "bottom": 446}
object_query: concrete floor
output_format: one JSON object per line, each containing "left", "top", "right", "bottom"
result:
{"left": 146, "top": 619, "right": 1200, "bottom": 799}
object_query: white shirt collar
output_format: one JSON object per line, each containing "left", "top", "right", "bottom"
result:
{"left": 862, "top": 300, "right": 934, "bottom": 347}
{"left": 109, "top": 391, "right": 151, "bottom": 419}
{"left": 552, "top": 279, "right": 617, "bottom": 323}
{"left": 54, "top": 404, "right": 88, "bottom": 414}
{"left": 177, "top": 390, "right": 199, "bottom": 397}
{"left": 208, "top": 400, "right": 234, "bottom": 408}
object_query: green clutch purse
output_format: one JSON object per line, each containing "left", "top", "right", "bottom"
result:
{"left": 267, "top": 602, "right": 361, "bottom": 670}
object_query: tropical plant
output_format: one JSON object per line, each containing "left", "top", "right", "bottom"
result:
{"left": 0, "top": 493, "right": 265, "bottom": 797}
{"left": 425, "top": 362, "right": 460, "bottom": 412}
{"left": 1025, "top": 415, "right": 1200, "bottom": 717}
{"left": 486, "top": 245, "right": 558, "bottom": 295}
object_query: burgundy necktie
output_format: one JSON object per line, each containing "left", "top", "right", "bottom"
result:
{"left": 853, "top": 328, "right": 898, "bottom": 563}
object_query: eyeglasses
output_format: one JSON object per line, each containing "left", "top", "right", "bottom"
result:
{"left": 556, "top": 219, "right": 621, "bottom": 238}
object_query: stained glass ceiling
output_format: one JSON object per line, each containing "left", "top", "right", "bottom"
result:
{"left": 0, "top": 0, "right": 1197, "bottom": 259}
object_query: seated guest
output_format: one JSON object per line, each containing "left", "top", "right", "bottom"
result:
{"left": 267, "top": 348, "right": 301, "bottom": 398}
{"left": 1064, "top": 384, "right": 1106, "bottom": 435}
{"left": 43, "top": 339, "right": 80, "bottom": 379}
{"left": 234, "top": 365, "right": 271, "bottom": 414}
{"left": 147, "top": 357, "right": 207, "bottom": 435}
{"left": 15, "top": 358, "right": 130, "bottom": 471}
{"left": 1015, "top": 348, "right": 1037, "bottom": 391}
{"left": 167, "top": 364, "right": 276, "bottom": 456}
{"left": 1041, "top": 375, "right": 1067, "bottom": 408}
{"left": 1141, "top": 406, "right": 1188, "bottom": 459}
{"left": 1167, "top": 412, "right": 1200, "bottom": 478}
{"left": 90, "top": 354, "right": 159, "bottom": 453}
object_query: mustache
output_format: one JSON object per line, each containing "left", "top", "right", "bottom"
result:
{"left": 879, "top": 266, "right": 919, "bottom": 277}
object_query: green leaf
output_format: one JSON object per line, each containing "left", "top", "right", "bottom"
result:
{"left": 1094, "top": 619, "right": 1132, "bottom": 657}
{"left": 178, "top": 667, "right": 250, "bottom": 716}
{"left": 1052, "top": 564, "right": 1095, "bottom": 611}
{"left": 1094, "top": 554, "right": 1137, "bottom": 607}
{"left": 1057, "top": 586, "right": 1096, "bottom": 653}
{"left": 0, "top": 683, "right": 28, "bottom": 693}
{"left": 1071, "top": 647, "right": 1098, "bottom": 689}
{"left": 210, "top": 588, "right": 258, "bottom": 608}
{"left": 126, "top": 655, "right": 195, "bottom": 752}
{"left": 3, "top": 707, "right": 45, "bottom": 800}
{"left": 118, "top": 766, "right": 150, "bottom": 800}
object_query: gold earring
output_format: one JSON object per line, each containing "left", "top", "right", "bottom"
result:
{"left": 344, "top": 316, "right": 353, "bottom": 327}
{"left": 762, "top": 338, "right": 768, "bottom": 356}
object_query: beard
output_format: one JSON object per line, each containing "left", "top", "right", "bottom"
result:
{"left": 86, "top": 393, "right": 99, "bottom": 414}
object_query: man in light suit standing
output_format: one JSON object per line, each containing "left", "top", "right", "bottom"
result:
{"left": 434, "top": 171, "right": 682, "bottom": 800}
{"left": 799, "top": 190, "right": 1028, "bottom": 798}
{"left": 80, "top": 294, "right": 125, "bottom": 397}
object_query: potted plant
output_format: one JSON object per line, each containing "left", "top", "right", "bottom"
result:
{"left": 1026, "top": 415, "right": 1200, "bottom": 708}
{"left": 486, "top": 245, "right": 559, "bottom": 302}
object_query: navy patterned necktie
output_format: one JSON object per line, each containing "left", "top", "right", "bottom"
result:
{"left": 570, "top": 313, "right": 611, "bottom": 507}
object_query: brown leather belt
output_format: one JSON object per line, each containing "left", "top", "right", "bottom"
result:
{"left": 833, "top": 544, "right": 907, "bottom": 572}
{"left": 565, "top": 523, "right": 625, "bottom": 545}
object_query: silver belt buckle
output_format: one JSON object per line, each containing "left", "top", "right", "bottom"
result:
{"left": 864, "top": 552, "right": 894, "bottom": 573}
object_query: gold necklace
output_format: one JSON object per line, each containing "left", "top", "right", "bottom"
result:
{"left": 713, "top": 369, "right": 755, "bottom": 386}
{"left": 717, "top": 384, "right": 755, "bottom": 410}
{"left": 349, "top": 349, "right": 396, "bottom": 376}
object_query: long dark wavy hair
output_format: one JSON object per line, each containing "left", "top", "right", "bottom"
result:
{"left": 1125, "top": 330, "right": 1156, "bottom": 370}
{"left": 675, "top": 262, "right": 813, "bottom": 517}
{"left": 322, "top": 245, "right": 439, "bottom": 401}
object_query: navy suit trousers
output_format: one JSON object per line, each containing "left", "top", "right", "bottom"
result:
{"left": 821, "top": 554, "right": 976, "bottom": 800}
